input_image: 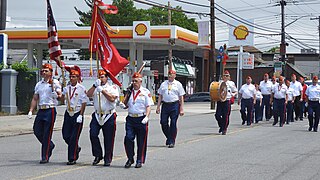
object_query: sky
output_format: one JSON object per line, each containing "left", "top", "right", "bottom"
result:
{"left": 6, "top": 0, "right": 320, "bottom": 53}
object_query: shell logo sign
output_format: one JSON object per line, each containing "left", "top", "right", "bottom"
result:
{"left": 133, "top": 21, "right": 151, "bottom": 39}
{"left": 135, "top": 23, "right": 148, "bottom": 36}
{"left": 229, "top": 20, "right": 254, "bottom": 46}
{"left": 233, "top": 25, "right": 249, "bottom": 40}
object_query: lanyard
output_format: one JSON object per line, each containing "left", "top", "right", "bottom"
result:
{"left": 69, "top": 86, "right": 77, "bottom": 99}
{"left": 132, "top": 90, "right": 141, "bottom": 104}
{"left": 278, "top": 84, "right": 282, "bottom": 91}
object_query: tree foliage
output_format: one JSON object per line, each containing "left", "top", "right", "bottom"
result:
{"left": 74, "top": 0, "right": 197, "bottom": 32}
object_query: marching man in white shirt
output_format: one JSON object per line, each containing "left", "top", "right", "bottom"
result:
{"left": 156, "top": 69, "right": 185, "bottom": 146}
{"left": 238, "top": 76, "right": 256, "bottom": 126}
{"left": 28, "top": 63, "right": 62, "bottom": 164}
{"left": 61, "top": 68, "right": 87, "bottom": 165}
{"left": 305, "top": 76, "right": 320, "bottom": 132}
{"left": 270, "top": 76, "right": 288, "bottom": 127}
{"left": 123, "top": 72, "right": 153, "bottom": 169}
{"left": 290, "top": 74, "right": 303, "bottom": 121}
{"left": 87, "top": 70, "right": 119, "bottom": 166}
{"left": 259, "top": 73, "right": 273, "bottom": 121}
{"left": 285, "top": 80, "right": 295, "bottom": 124}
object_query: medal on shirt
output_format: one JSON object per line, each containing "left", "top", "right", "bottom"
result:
{"left": 68, "top": 86, "right": 77, "bottom": 114}
{"left": 132, "top": 90, "right": 141, "bottom": 105}
{"left": 168, "top": 83, "right": 172, "bottom": 94}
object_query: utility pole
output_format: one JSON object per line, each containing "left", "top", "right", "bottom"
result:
{"left": 210, "top": 0, "right": 216, "bottom": 109}
{"left": 310, "top": 16, "right": 320, "bottom": 77}
{"left": 280, "top": 0, "right": 286, "bottom": 77}
{"left": 210, "top": 0, "right": 216, "bottom": 82}
{"left": 168, "top": 1, "right": 173, "bottom": 71}
{"left": 0, "top": 0, "right": 7, "bottom": 30}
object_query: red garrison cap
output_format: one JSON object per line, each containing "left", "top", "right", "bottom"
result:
{"left": 98, "top": 69, "right": 107, "bottom": 76}
{"left": 313, "top": 76, "right": 318, "bottom": 81}
{"left": 70, "top": 69, "right": 80, "bottom": 76}
{"left": 42, "top": 63, "right": 53, "bottom": 71}
{"left": 132, "top": 72, "right": 142, "bottom": 79}
{"left": 224, "top": 70, "right": 230, "bottom": 75}
{"left": 168, "top": 69, "right": 176, "bottom": 74}
{"left": 279, "top": 76, "right": 284, "bottom": 81}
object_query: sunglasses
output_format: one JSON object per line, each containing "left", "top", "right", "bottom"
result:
{"left": 69, "top": 75, "right": 77, "bottom": 78}
{"left": 99, "top": 75, "right": 106, "bottom": 79}
{"left": 41, "top": 69, "right": 50, "bottom": 73}
{"left": 132, "top": 80, "right": 139, "bottom": 83}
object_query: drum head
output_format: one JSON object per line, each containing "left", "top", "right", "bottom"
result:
{"left": 219, "top": 82, "right": 227, "bottom": 102}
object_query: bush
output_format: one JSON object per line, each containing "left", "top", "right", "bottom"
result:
{"left": 11, "top": 61, "right": 38, "bottom": 114}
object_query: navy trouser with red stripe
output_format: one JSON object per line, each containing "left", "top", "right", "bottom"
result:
{"left": 89, "top": 112, "right": 117, "bottom": 164}
{"left": 62, "top": 111, "right": 83, "bottom": 162}
{"left": 160, "top": 102, "right": 179, "bottom": 145}
{"left": 273, "top": 98, "right": 286, "bottom": 127}
{"left": 308, "top": 101, "right": 320, "bottom": 131}
{"left": 124, "top": 116, "right": 148, "bottom": 164}
{"left": 240, "top": 98, "right": 254, "bottom": 125}
{"left": 33, "top": 108, "right": 56, "bottom": 161}
{"left": 215, "top": 100, "right": 231, "bottom": 132}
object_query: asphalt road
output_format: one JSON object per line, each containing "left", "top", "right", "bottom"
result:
{"left": 0, "top": 103, "right": 320, "bottom": 180}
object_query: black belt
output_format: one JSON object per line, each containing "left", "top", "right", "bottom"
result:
{"left": 275, "top": 98, "right": 285, "bottom": 100}
{"left": 163, "top": 100, "right": 179, "bottom": 104}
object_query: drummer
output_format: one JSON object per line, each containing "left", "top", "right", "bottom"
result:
{"left": 214, "top": 70, "right": 237, "bottom": 135}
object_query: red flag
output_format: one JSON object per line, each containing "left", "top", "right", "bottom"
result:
{"left": 94, "top": 12, "right": 129, "bottom": 86}
{"left": 47, "top": 0, "right": 62, "bottom": 61}
{"left": 89, "top": 1, "right": 98, "bottom": 53}
{"left": 95, "top": 0, "right": 118, "bottom": 14}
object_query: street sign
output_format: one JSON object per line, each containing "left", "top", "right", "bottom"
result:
{"left": 242, "top": 53, "right": 254, "bottom": 69}
{"left": 274, "top": 61, "right": 282, "bottom": 75}
{"left": 0, "top": 33, "right": 8, "bottom": 66}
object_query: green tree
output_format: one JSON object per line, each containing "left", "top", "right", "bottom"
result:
{"left": 74, "top": 0, "right": 197, "bottom": 31}
{"left": 266, "top": 46, "right": 280, "bottom": 53}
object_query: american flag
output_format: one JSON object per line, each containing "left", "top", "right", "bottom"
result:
{"left": 47, "top": 0, "right": 62, "bottom": 60}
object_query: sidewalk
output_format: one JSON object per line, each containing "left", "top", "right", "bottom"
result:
{"left": 0, "top": 102, "right": 240, "bottom": 137}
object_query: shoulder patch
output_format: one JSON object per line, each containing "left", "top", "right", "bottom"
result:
{"left": 148, "top": 93, "right": 151, "bottom": 97}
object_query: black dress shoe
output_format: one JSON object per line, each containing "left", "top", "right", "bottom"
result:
{"left": 218, "top": 128, "right": 222, "bottom": 133}
{"left": 67, "top": 161, "right": 76, "bottom": 165}
{"left": 135, "top": 163, "right": 142, "bottom": 168}
{"left": 125, "top": 159, "right": 134, "bottom": 168}
{"left": 168, "top": 144, "right": 175, "bottom": 148}
{"left": 242, "top": 120, "right": 245, "bottom": 125}
{"left": 308, "top": 127, "right": 312, "bottom": 131}
{"left": 314, "top": 129, "right": 318, "bottom": 132}
{"left": 165, "top": 140, "right": 170, "bottom": 146}
{"left": 222, "top": 131, "right": 226, "bottom": 135}
{"left": 92, "top": 157, "right": 103, "bottom": 165}
{"left": 39, "top": 160, "right": 49, "bottom": 164}
{"left": 104, "top": 162, "right": 110, "bottom": 167}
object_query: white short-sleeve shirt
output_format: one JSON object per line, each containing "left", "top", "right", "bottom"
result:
{"left": 128, "top": 87, "right": 154, "bottom": 114}
{"left": 93, "top": 84, "right": 119, "bottom": 112}
{"left": 34, "top": 79, "right": 61, "bottom": 106}
{"left": 158, "top": 80, "right": 185, "bottom": 102}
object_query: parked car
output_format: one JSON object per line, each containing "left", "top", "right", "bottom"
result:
{"left": 184, "top": 92, "right": 211, "bottom": 102}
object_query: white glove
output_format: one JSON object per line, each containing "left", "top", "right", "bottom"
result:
{"left": 305, "top": 102, "right": 308, "bottom": 107}
{"left": 28, "top": 111, "right": 32, "bottom": 119}
{"left": 141, "top": 116, "right": 149, "bottom": 124}
{"left": 76, "top": 115, "right": 83, "bottom": 123}
{"left": 96, "top": 86, "right": 103, "bottom": 92}
{"left": 119, "top": 102, "right": 126, "bottom": 109}
{"left": 94, "top": 79, "right": 101, "bottom": 87}
{"left": 51, "top": 91, "right": 58, "bottom": 99}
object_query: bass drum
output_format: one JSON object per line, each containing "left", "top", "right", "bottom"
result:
{"left": 209, "top": 81, "right": 228, "bottom": 102}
